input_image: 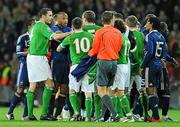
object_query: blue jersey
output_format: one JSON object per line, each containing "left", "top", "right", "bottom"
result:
{"left": 16, "top": 32, "right": 30, "bottom": 61}
{"left": 51, "top": 24, "right": 71, "bottom": 61}
{"left": 16, "top": 32, "right": 30, "bottom": 87}
{"left": 141, "top": 30, "right": 167, "bottom": 68}
{"left": 140, "top": 27, "right": 149, "bottom": 37}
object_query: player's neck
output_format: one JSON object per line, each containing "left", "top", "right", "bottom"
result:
{"left": 104, "top": 24, "right": 112, "bottom": 27}
{"left": 39, "top": 18, "right": 45, "bottom": 23}
{"left": 129, "top": 27, "right": 138, "bottom": 31}
{"left": 84, "top": 22, "right": 94, "bottom": 25}
{"left": 74, "top": 29, "right": 83, "bottom": 33}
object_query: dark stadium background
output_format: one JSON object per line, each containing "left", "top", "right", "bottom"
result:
{"left": 0, "top": 0, "right": 179, "bottom": 108}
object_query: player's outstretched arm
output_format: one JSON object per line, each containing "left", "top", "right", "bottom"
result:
{"left": 52, "top": 31, "right": 73, "bottom": 41}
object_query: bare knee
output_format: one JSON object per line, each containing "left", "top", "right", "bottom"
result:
{"left": 29, "top": 82, "right": 37, "bottom": 92}
{"left": 60, "top": 84, "right": 69, "bottom": 95}
{"left": 45, "top": 78, "right": 54, "bottom": 88}
{"left": 147, "top": 87, "right": 157, "bottom": 95}
{"left": 116, "top": 90, "right": 124, "bottom": 97}
{"left": 16, "top": 87, "right": 24, "bottom": 94}
{"left": 85, "top": 92, "right": 92, "bottom": 98}
{"left": 97, "top": 86, "right": 107, "bottom": 97}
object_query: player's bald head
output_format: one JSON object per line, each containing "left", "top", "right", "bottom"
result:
{"left": 57, "top": 12, "right": 68, "bottom": 17}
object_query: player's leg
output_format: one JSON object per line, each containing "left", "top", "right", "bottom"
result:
{"left": 47, "top": 60, "right": 57, "bottom": 118}
{"left": 132, "top": 75, "right": 144, "bottom": 121}
{"left": 6, "top": 87, "right": 24, "bottom": 120}
{"left": 93, "top": 87, "right": 102, "bottom": 120}
{"left": 97, "top": 60, "right": 117, "bottom": 121}
{"left": 69, "top": 65, "right": 81, "bottom": 121}
{"left": 7, "top": 62, "right": 27, "bottom": 120}
{"left": 54, "top": 61, "right": 69, "bottom": 118}
{"left": 146, "top": 67, "right": 160, "bottom": 122}
{"left": 140, "top": 73, "right": 149, "bottom": 120}
{"left": 118, "top": 64, "right": 134, "bottom": 122}
{"left": 160, "top": 67, "right": 172, "bottom": 121}
{"left": 82, "top": 74, "right": 95, "bottom": 121}
{"left": 26, "top": 82, "right": 37, "bottom": 120}
{"left": 40, "top": 78, "right": 54, "bottom": 120}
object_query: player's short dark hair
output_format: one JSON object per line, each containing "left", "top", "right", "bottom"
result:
{"left": 26, "top": 17, "right": 36, "bottom": 27}
{"left": 144, "top": 14, "right": 156, "bottom": 25}
{"left": 72, "top": 17, "right": 83, "bottom": 29}
{"left": 159, "top": 22, "right": 169, "bottom": 36}
{"left": 102, "top": 11, "right": 114, "bottom": 24}
{"left": 126, "top": 15, "right": 138, "bottom": 27}
{"left": 148, "top": 17, "right": 160, "bottom": 30}
{"left": 114, "top": 20, "right": 126, "bottom": 33}
{"left": 38, "top": 8, "right": 52, "bottom": 18}
{"left": 114, "top": 13, "right": 124, "bottom": 20}
{"left": 82, "top": 10, "right": 95, "bottom": 23}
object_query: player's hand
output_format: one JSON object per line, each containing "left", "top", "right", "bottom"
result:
{"left": 172, "top": 58, "right": 179, "bottom": 68}
{"left": 139, "top": 68, "right": 143, "bottom": 76}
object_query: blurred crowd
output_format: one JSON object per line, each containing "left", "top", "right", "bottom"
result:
{"left": 0, "top": 0, "right": 179, "bottom": 91}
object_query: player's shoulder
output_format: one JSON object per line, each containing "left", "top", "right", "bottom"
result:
{"left": 17, "top": 32, "right": 29, "bottom": 43}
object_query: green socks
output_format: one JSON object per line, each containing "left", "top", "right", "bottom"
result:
{"left": 93, "top": 93, "right": 101, "bottom": 119}
{"left": 85, "top": 97, "right": 92, "bottom": 120}
{"left": 120, "top": 95, "right": 132, "bottom": 119}
{"left": 26, "top": 91, "right": 35, "bottom": 118}
{"left": 42, "top": 86, "right": 53, "bottom": 116}
{"left": 69, "top": 93, "right": 79, "bottom": 114}
{"left": 117, "top": 96, "right": 124, "bottom": 118}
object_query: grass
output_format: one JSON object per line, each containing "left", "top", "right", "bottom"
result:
{"left": 0, "top": 107, "right": 180, "bottom": 127}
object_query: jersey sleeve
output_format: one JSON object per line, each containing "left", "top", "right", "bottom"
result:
{"left": 141, "top": 35, "right": 154, "bottom": 68}
{"left": 60, "top": 36, "right": 70, "bottom": 49}
{"left": 41, "top": 24, "right": 54, "bottom": 40}
{"left": 16, "top": 36, "right": 25, "bottom": 58}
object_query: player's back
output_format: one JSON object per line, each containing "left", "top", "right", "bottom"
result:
{"left": 131, "top": 30, "right": 144, "bottom": 63}
{"left": 82, "top": 24, "right": 101, "bottom": 35}
{"left": 145, "top": 30, "right": 167, "bottom": 67}
{"left": 16, "top": 32, "right": 30, "bottom": 61}
{"left": 67, "top": 31, "right": 93, "bottom": 65}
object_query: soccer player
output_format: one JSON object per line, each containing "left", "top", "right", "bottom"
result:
{"left": 158, "top": 22, "right": 178, "bottom": 121}
{"left": 82, "top": 10, "right": 101, "bottom": 120}
{"left": 141, "top": 17, "right": 168, "bottom": 122}
{"left": 88, "top": 11, "right": 122, "bottom": 121}
{"left": 6, "top": 18, "right": 35, "bottom": 120}
{"left": 82, "top": 10, "right": 101, "bottom": 34}
{"left": 26, "top": 8, "right": 72, "bottom": 120}
{"left": 57, "top": 17, "right": 94, "bottom": 121}
{"left": 125, "top": 15, "right": 147, "bottom": 120}
{"left": 111, "top": 19, "right": 134, "bottom": 122}
{"left": 48, "top": 12, "right": 71, "bottom": 119}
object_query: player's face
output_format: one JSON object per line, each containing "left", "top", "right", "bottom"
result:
{"left": 45, "top": 11, "right": 53, "bottom": 25}
{"left": 145, "top": 21, "right": 152, "bottom": 31}
{"left": 57, "top": 14, "right": 68, "bottom": 27}
{"left": 82, "top": 15, "right": 86, "bottom": 25}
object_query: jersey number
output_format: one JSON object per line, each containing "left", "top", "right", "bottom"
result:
{"left": 73, "top": 37, "right": 90, "bottom": 54}
{"left": 124, "top": 40, "right": 130, "bottom": 56}
{"left": 155, "top": 41, "right": 164, "bottom": 57}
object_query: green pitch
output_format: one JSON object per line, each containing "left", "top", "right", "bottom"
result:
{"left": 0, "top": 107, "right": 179, "bottom": 127}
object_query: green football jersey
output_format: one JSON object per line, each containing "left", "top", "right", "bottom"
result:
{"left": 117, "top": 34, "right": 131, "bottom": 64}
{"left": 28, "top": 21, "right": 54, "bottom": 55}
{"left": 130, "top": 30, "right": 145, "bottom": 75}
{"left": 82, "top": 24, "right": 101, "bottom": 35}
{"left": 60, "top": 31, "right": 93, "bottom": 65}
